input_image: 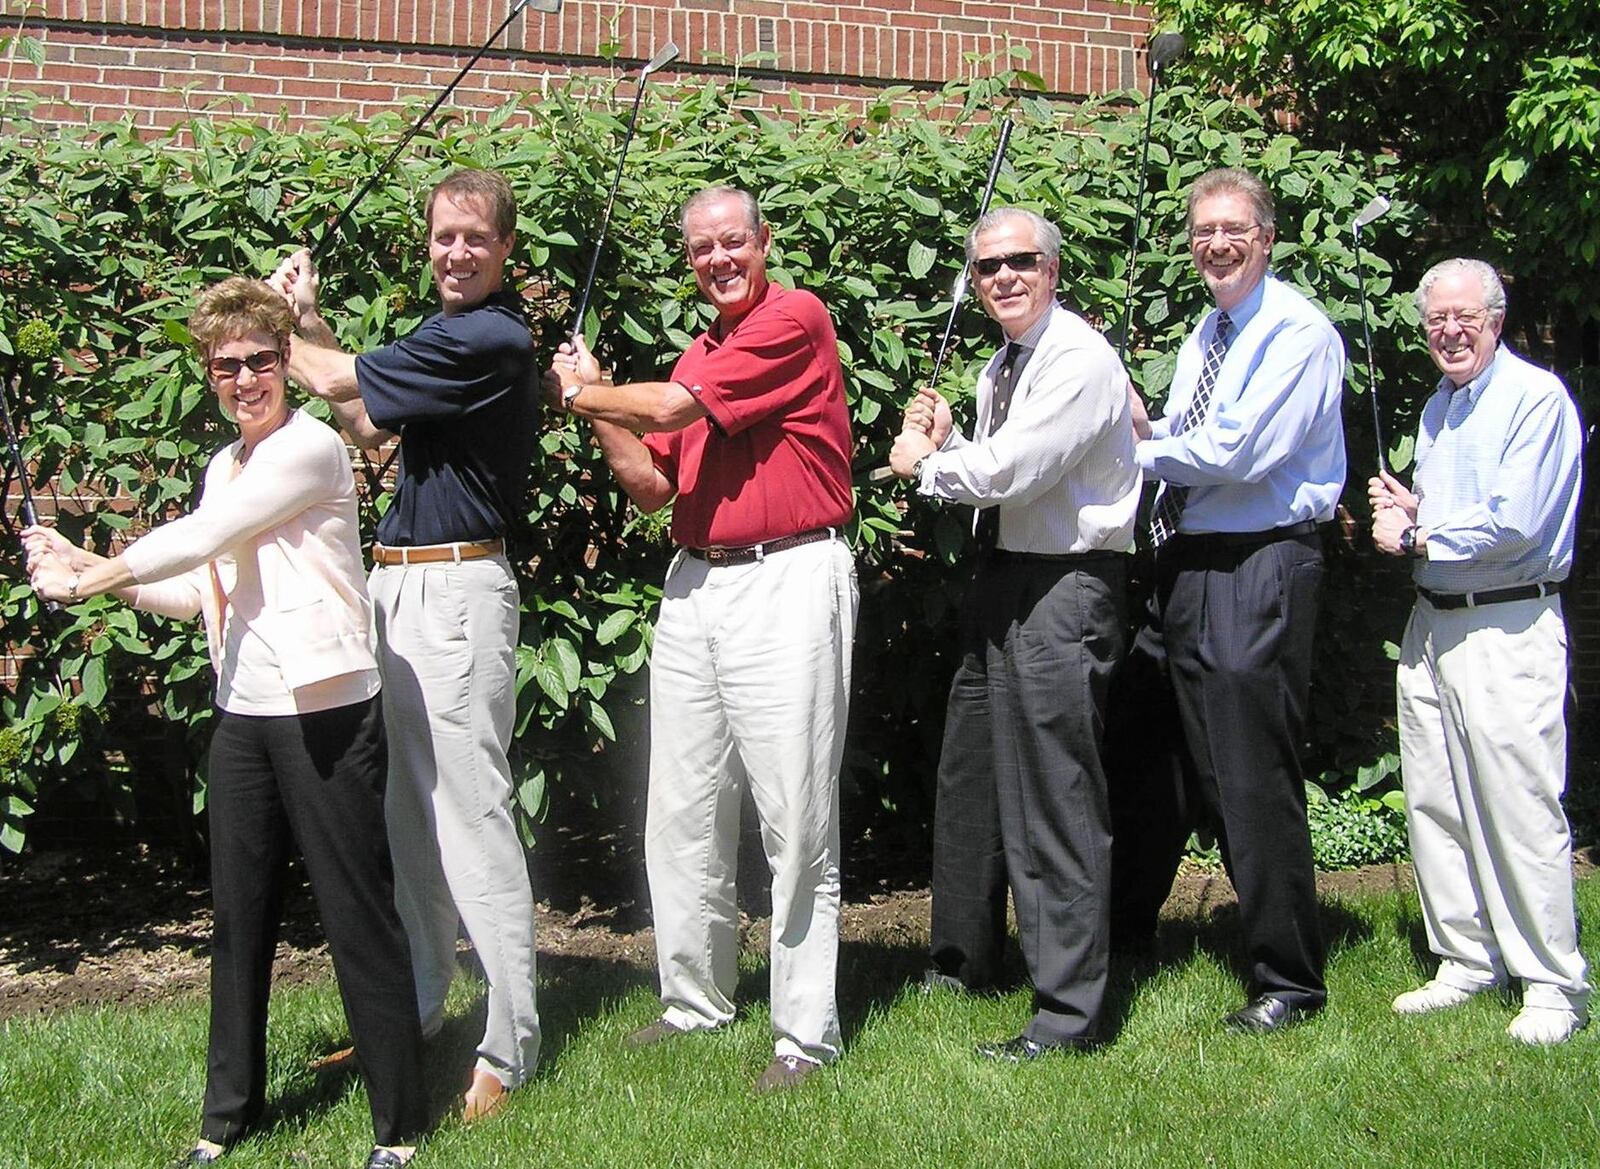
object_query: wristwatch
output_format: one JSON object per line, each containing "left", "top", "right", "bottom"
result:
{"left": 911, "top": 456, "right": 927, "bottom": 483}
{"left": 562, "top": 383, "right": 585, "bottom": 410}
{"left": 1399, "top": 524, "right": 1422, "bottom": 557}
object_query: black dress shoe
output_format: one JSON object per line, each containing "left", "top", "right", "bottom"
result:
{"left": 976, "top": 1033, "right": 1100, "bottom": 1062}
{"left": 1222, "top": 994, "right": 1320, "bottom": 1033}
{"left": 172, "top": 1146, "right": 223, "bottom": 1167}
{"left": 364, "top": 1149, "right": 412, "bottom": 1169}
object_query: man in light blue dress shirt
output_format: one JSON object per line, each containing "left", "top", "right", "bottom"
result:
{"left": 1370, "top": 257, "right": 1590, "bottom": 1045}
{"left": 1108, "top": 167, "right": 1346, "bottom": 1034}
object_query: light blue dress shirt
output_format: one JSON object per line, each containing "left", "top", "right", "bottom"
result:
{"left": 1137, "top": 274, "right": 1347, "bottom": 533}
{"left": 1413, "top": 344, "right": 1582, "bottom": 593}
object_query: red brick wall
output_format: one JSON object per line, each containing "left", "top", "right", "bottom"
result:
{"left": 3, "top": 1, "right": 1152, "bottom": 128}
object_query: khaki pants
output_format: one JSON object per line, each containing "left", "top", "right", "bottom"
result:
{"left": 646, "top": 537, "right": 857, "bottom": 1062}
{"left": 1398, "top": 594, "right": 1589, "bottom": 1013}
{"left": 372, "top": 553, "right": 542, "bottom": 1086}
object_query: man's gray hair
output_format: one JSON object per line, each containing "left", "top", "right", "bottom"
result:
{"left": 965, "top": 207, "right": 1062, "bottom": 263}
{"left": 1414, "top": 258, "right": 1507, "bottom": 322}
{"left": 1187, "top": 167, "right": 1276, "bottom": 232}
{"left": 679, "top": 185, "right": 764, "bottom": 236}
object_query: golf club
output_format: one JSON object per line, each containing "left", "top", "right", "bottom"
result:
{"left": 869, "top": 118, "right": 1014, "bottom": 483}
{"left": 1117, "top": 30, "right": 1187, "bottom": 361}
{"left": 310, "top": 0, "right": 564, "bottom": 262}
{"left": 1352, "top": 194, "right": 1393, "bottom": 471}
{"left": 1, "top": 363, "right": 58, "bottom": 611}
{"left": 569, "top": 40, "right": 682, "bottom": 341}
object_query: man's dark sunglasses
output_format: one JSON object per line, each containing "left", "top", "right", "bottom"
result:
{"left": 207, "top": 349, "right": 283, "bottom": 379}
{"left": 973, "top": 251, "right": 1044, "bottom": 277}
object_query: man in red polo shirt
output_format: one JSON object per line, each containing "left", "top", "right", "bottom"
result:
{"left": 546, "top": 185, "right": 857, "bottom": 1094}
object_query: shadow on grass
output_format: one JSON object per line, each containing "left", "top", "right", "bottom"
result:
{"left": 283, "top": 946, "right": 660, "bottom": 1139}
{"left": 1103, "top": 895, "right": 1379, "bottom": 1038}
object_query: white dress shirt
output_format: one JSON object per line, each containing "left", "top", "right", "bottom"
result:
{"left": 917, "top": 301, "right": 1140, "bottom": 554}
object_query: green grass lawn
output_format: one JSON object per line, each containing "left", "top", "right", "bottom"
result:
{"left": 4, "top": 877, "right": 1599, "bottom": 1169}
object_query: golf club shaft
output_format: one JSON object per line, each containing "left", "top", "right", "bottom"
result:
{"left": 1, "top": 365, "right": 59, "bottom": 612}
{"left": 924, "top": 117, "right": 1015, "bottom": 392}
{"left": 570, "top": 82, "right": 654, "bottom": 339}
{"left": 1117, "top": 87, "right": 1162, "bottom": 361}
{"left": 311, "top": 0, "right": 535, "bottom": 262}
{"left": 868, "top": 119, "right": 1014, "bottom": 483}
{"left": 1354, "top": 228, "right": 1386, "bottom": 473}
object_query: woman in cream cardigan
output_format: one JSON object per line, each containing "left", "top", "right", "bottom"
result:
{"left": 26, "top": 278, "right": 426, "bottom": 1169}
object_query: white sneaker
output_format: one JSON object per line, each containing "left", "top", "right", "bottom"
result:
{"left": 1506, "top": 1005, "right": 1587, "bottom": 1046}
{"left": 1392, "top": 979, "right": 1483, "bottom": 1016}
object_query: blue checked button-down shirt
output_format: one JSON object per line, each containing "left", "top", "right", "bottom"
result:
{"left": 1412, "top": 344, "right": 1582, "bottom": 593}
{"left": 1136, "top": 275, "right": 1347, "bottom": 533}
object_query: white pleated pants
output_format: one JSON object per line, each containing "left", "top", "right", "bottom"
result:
{"left": 1397, "top": 594, "right": 1589, "bottom": 1013}
{"left": 646, "top": 536, "right": 857, "bottom": 1063}
{"left": 371, "top": 553, "right": 542, "bottom": 1087}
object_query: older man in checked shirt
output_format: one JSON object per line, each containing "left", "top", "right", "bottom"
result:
{"left": 1370, "top": 257, "right": 1590, "bottom": 1046}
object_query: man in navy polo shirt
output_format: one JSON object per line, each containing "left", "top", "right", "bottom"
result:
{"left": 546, "top": 185, "right": 857, "bottom": 1094}
{"left": 271, "top": 167, "right": 540, "bottom": 1121}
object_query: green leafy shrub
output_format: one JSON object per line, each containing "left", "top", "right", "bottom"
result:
{"left": 1307, "top": 784, "right": 1410, "bottom": 870}
{"left": 1, "top": 63, "right": 1448, "bottom": 855}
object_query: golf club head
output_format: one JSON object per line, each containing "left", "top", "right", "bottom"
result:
{"left": 642, "top": 42, "right": 681, "bottom": 77}
{"left": 1148, "top": 32, "right": 1187, "bottom": 79}
{"left": 522, "top": 0, "right": 564, "bottom": 13}
{"left": 1352, "top": 195, "right": 1392, "bottom": 233}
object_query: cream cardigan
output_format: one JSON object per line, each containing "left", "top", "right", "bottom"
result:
{"left": 120, "top": 408, "right": 380, "bottom": 715}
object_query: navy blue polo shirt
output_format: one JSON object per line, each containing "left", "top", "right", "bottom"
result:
{"left": 356, "top": 288, "right": 538, "bottom": 547}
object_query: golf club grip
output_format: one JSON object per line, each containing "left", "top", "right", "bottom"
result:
{"left": 312, "top": 1, "right": 531, "bottom": 261}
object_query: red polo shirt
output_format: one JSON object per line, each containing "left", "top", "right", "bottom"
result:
{"left": 645, "top": 282, "right": 854, "bottom": 548}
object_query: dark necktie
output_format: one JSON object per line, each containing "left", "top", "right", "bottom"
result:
{"left": 1148, "top": 311, "right": 1234, "bottom": 548}
{"left": 974, "top": 342, "right": 1027, "bottom": 552}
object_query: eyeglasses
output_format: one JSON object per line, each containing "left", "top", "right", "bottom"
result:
{"left": 973, "top": 251, "right": 1044, "bottom": 277}
{"left": 1189, "top": 223, "right": 1262, "bottom": 244}
{"left": 207, "top": 349, "right": 283, "bottom": 379}
{"left": 1423, "top": 308, "right": 1489, "bottom": 331}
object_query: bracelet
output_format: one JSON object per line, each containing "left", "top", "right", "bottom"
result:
{"left": 69, "top": 572, "right": 82, "bottom": 602}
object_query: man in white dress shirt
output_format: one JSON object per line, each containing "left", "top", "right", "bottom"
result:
{"left": 891, "top": 207, "right": 1141, "bottom": 1058}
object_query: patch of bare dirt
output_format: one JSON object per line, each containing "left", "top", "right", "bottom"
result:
{"left": 4, "top": 842, "right": 1592, "bottom": 1020}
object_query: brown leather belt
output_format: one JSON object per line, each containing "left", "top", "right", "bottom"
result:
{"left": 372, "top": 538, "right": 503, "bottom": 567}
{"left": 685, "top": 527, "right": 836, "bottom": 567}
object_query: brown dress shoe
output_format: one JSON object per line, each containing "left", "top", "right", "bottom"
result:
{"left": 307, "top": 1045, "right": 356, "bottom": 1072}
{"left": 623, "top": 1017, "right": 688, "bottom": 1049}
{"left": 752, "top": 1054, "right": 820, "bottom": 1094}
{"left": 461, "top": 1068, "right": 509, "bottom": 1122}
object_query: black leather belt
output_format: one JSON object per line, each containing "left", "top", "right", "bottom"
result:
{"left": 1165, "top": 520, "right": 1317, "bottom": 551}
{"left": 984, "top": 548, "right": 1129, "bottom": 565}
{"left": 685, "top": 527, "right": 836, "bottom": 567}
{"left": 1417, "top": 581, "right": 1559, "bottom": 610}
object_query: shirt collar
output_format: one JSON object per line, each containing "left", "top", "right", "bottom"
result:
{"left": 1003, "top": 303, "right": 1055, "bottom": 353}
{"left": 1213, "top": 274, "right": 1267, "bottom": 337}
{"left": 1438, "top": 343, "right": 1504, "bottom": 404}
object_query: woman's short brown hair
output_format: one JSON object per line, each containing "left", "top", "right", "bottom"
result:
{"left": 189, "top": 277, "right": 294, "bottom": 357}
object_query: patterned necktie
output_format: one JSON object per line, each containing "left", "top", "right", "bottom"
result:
{"left": 974, "top": 342, "right": 1026, "bottom": 552}
{"left": 1149, "top": 311, "right": 1234, "bottom": 548}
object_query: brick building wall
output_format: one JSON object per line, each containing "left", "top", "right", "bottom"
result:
{"left": 3, "top": 1, "right": 1152, "bottom": 129}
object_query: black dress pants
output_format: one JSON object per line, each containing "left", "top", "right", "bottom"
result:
{"left": 202, "top": 696, "right": 427, "bottom": 1147}
{"left": 1107, "top": 529, "right": 1327, "bottom": 1008}
{"left": 929, "top": 551, "right": 1126, "bottom": 1042}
